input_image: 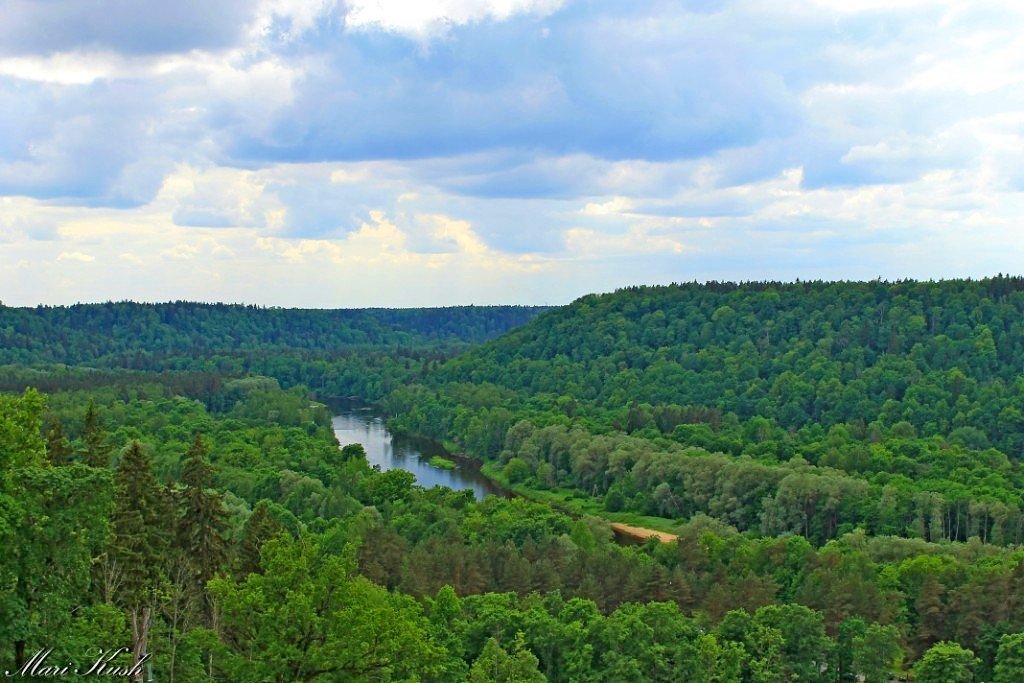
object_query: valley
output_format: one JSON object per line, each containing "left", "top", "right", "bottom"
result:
{"left": 4, "top": 279, "right": 1024, "bottom": 681}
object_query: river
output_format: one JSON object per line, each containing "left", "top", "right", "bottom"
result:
{"left": 331, "top": 405, "right": 667, "bottom": 544}
{"left": 331, "top": 407, "right": 504, "bottom": 500}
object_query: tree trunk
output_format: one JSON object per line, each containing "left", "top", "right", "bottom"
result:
{"left": 168, "top": 600, "right": 179, "bottom": 683}
{"left": 130, "top": 606, "right": 152, "bottom": 683}
{"left": 207, "top": 601, "right": 221, "bottom": 680}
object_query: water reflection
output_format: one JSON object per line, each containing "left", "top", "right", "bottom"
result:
{"left": 332, "top": 409, "right": 503, "bottom": 500}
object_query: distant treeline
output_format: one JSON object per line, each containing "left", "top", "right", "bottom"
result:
{"left": 0, "top": 301, "right": 548, "bottom": 365}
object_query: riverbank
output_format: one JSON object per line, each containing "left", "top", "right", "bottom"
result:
{"left": 479, "top": 462, "right": 683, "bottom": 542}
{"left": 608, "top": 523, "right": 679, "bottom": 543}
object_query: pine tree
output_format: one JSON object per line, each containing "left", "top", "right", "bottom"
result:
{"left": 176, "top": 434, "right": 229, "bottom": 621}
{"left": 109, "top": 441, "right": 172, "bottom": 682}
{"left": 81, "top": 400, "right": 111, "bottom": 468}
{"left": 44, "top": 416, "right": 73, "bottom": 466}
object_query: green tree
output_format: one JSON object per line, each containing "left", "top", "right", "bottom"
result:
{"left": 994, "top": 632, "right": 1024, "bottom": 683}
{"left": 754, "top": 604, "right": 831, "bottom": 682}
{"left": 176, "top": 434, "right": 230, "bottom": 619}
{"left": 914, "top": 642, "right": 979, "bottom": 683}
{"left": 852, "top": 623, "right": 902, "bottom": 683}
{"left": 363, "top": 468, "right": 417, "bottom": 505}
{"left": 234, "top": 500, "right": 286, "bottom": 578}
{"left": 81, "top": 399, "right": 112, "bottom": 468}
{"left": 109, "top": 440, "right": 172, "bottom": 681}
{"left": 427, "top": 585, "right": 470, "bottom": 682}
{"left": 695, "top": 633, "right": 743, "bottom": 683}
{"left": 341, "top": 443, "right": 368, "bottom": 461}
{"left": 44, "top": 416, "right": 73, "bottom": 466}
{"left": 469, "top": 636, "right": 546, "bottom": 683}
{"left": 210, "top": 536, "right": 444, "bottom": 681}
{"left": 717, "top": 609, "right": 786, "bottom": 683}
{"left": 0, "top": 465, "right": 114, "bottom": 671}
{"left": 0, "top": 390, "right": 113, "bottom": 671}
{"left": 0, "top": 388, "right": 46, "bottom": 469}
{"left": 503, "top": 457, "right": 532, "bottom": 484}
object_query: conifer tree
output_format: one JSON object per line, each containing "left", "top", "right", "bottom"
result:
{"left": 81, "top": 400, "right": 111, "bottom": 467}
{"left": 44, "top": 416, "right": 73, "bottom": 466}
{"left": 109, "top": 440, "right": 171, "bottom": 682}
{"left": 176, "top": 434, "right": 229, "bottom": 621}
{"left": 234, "top": 500, "right": 285, "bottom": 578}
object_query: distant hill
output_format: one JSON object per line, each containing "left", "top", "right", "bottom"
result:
{"left": 438, "top": 278, "right": 1024, "bottom": 441}
{"left": 0, "top": 301, "right": 549, "bottom": 366}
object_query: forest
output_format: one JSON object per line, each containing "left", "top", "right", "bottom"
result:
{"left": 4, "top": 278, "right": 1024, "bottom": 681}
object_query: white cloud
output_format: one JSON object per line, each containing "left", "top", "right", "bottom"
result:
{"left": 162, "top": 243, "right": 201, "bottom": 260}
{"left": 581, "top": 196, "right": 634, "bottom": 216}
{"left": 119, "top": 252, "right": 145, "bottom": 265}
{"left": 564, "top": 225, "right": 688, "bottom": 257}
{"left": 427, "top": 214, "right": 489, "bottom": 255}
{"left": 254, "top": 209, "right": 540, "bottom": 270}
{"left": 808, "top": 0, "right": 947, "bottom": 11}
{"left": 253, "top": 0, "right": 339, "bottom": 40}
{"left": 159, "top": 165, "right": 288, "bottom": 229}
{"left": 0, "top": 53, "right": 123, "bottom": 84}
{"left": 330, "top": 167, "right": 372, "bottom": 184}
{"left": 57, "top": 251, "right": 95, "bottom": 262}
{"left": 343, "top": 0, "right": 567, "bottom": 38}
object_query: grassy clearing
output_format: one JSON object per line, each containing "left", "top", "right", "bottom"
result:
{"left": 480, "top": 462, "right": 684, "bottom": 537}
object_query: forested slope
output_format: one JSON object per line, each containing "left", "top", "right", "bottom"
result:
{"left": 439, "top": 278, "right": 1024, "bottom": 447}
{"left": 387, "top": 277, "right": 1024, "bottom": 546}
{"left": 0, "top": 301, "right": 547, "bottom": 365}
{"left": 0, "top": 301, "right": 547, "bottom": 401}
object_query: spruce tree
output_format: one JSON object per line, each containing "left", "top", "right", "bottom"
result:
{"left": 81, "top": 400, "right": 111, "bottom": 468}
{"left": 44, "top": 416, "right": 73, "bottom": 466}
{"left": 235, "top": 500, "right": 285, "bottom": 578}
{"left": 109, "top": 440, "right": 171, "bottom": 682}
{"left": 176, "top": 434, "right": 230, "bottom": 621}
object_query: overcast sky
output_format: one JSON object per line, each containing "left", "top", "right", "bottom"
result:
{"left": 1, "top": 0, "right": 1023, "bottom": 306}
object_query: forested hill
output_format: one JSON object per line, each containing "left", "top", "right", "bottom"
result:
{"left": 0, "top": 301, "right": 548, "bottom": 365}
{"left": 385, "top": 277, "right": 1024, "bottom": 549}
{"left": 433, "top": 277, "right": 1024, "bottom": 453}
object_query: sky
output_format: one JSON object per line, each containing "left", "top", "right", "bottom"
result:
{"left": 1, "top": 0, "right": 1023, "bottom": 307}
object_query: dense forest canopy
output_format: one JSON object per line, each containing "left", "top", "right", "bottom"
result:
{"left": 439, "top": 278, "right": 1024, "bottom": 444}
{"left": 381, "top": 277, "right": 1024, "bottom": 546}
{"left": 0, "top": 301, "right": 548, "bottom": 365}
{"left": 5, "top": 278, "right": 1024, "bottom": 681}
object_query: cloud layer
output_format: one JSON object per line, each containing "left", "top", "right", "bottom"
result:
{"left": 1, "top": 0, "right": 1023, "bottom": 305}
